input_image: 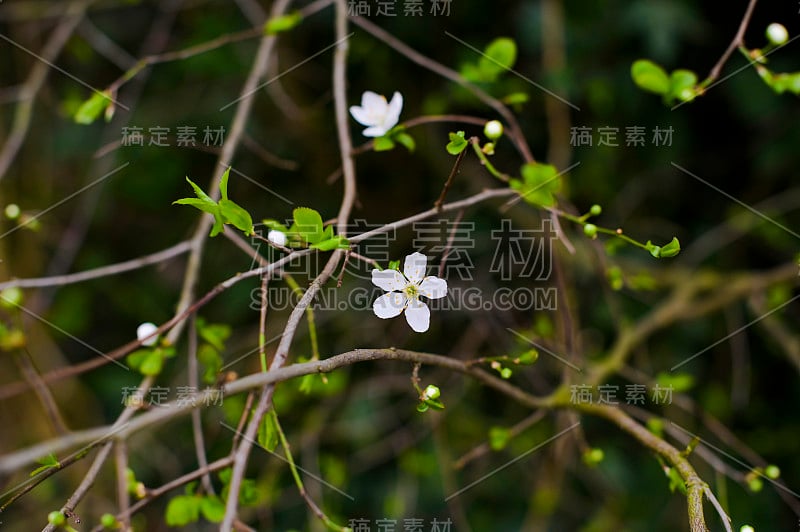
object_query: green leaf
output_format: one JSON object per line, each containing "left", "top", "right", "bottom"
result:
{"left": 198, "top": 321, "right": 231, "bottom": 351}
{"left": 656, "top": 372, "right": 694, "bottom": 393}
{"left": 659, "top": 237, "right": 681, "bottom": 257}
{"left": 666, "top": 467, "right": 687, "bottom": 494}
{"left": 446, "top": 131, "right": 468, "bottom": 155}
{"left": 173, "top": 197, "right": 218, "bottom": 214}
{"left": 262, "top": 219, "right": 290, "bottom": 233}
{"left": 489, "top": 426, "right": 510, "bottom": 451}
{"left": 515, "top": 349, "right": 539, "bottom": 365}
{"left": 502, "top": 92, "right": 529, "bottom": 106}
{"left": 479, "top": 37, "right": 517, "bottom": 81}
{"left": 631, "top": 59, "right": 670, "bottom": 95}
{"left": 219, "top": 167, "right": 231, "bottom": 200}
{"left": 200, "top": 496, "right": 226, "bottom": 523}
{"left": 74, "top": 91, "right": 112, "bottom": 124}
{"left": 198, "top": 344, "right": 222, "bottom": 384}
{"left": 174, "top": 177, "right": 226, "bottom": 237}
{"left": 669, "top": 69, "right": 697, "bottom": 102}
{"left": 373, "top": 136, "right": 395, "bottom": 151}
{"left": 219, "top": 199, "right": 254, "bottom": 235}
{"left": 258, "top": 410, "right": 280, "bottom": 452}
{"left": 511, "top": 162, "right": 561, "bottom": 207}
{"left": 140, "top": 349, "right": 164, "bottom": 376}
{"left": 310, "top": 236, "right": 350, "bottom": 251}
{"left": 126, "top": 348, "right": 151, "bottom": 371}
{"left": 30, "top": 453, "right": 59, "bottom": 476}
{"left": 184, "top": 177, "right": 215, "bottom": 204}
{"left": 646, "top": 237, "right": 681, "bottom": 258}
{"left": 394, "top": 132, "right": 416, "bottom": 152}
{"left": 165, "top": 495, "right": 200, "bottom": 526}
{"left": 293, "top": 207, "right": 325, "bottom": 244}
{"left": 218, "top": 467, "right": 232, "bottom": 485}
{"left": 264, "top": 11, "right": 302, "bottom": 34}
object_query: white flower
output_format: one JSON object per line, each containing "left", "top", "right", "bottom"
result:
{"left": 349, "top": 91, "right": 403, "bottom": 137}
{"left": 267, "top": 229, "right": 287, "bottom": 246}
{"left": 137, "top": 322, "right": 159, "bottom": 346}
{"left": 371, "top": 252, "right": 448, "bottom": 332}
{"left": 766, "top": 23, "right": 788, "bottom": 45}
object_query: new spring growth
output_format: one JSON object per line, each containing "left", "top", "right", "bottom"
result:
{"left": 483, "top": 120, "right": 504, "bottom": 141}
{"left": 4, "top": 203, "right": 20, "bottom": 220}
{"left": 583, "top": 224, "right": 598, "bottom": 239}
{"left": 136, "top": 322, "right": 159, "bottom": 347}
{"left": 766, "top": 23, "right": 788, "bottom": 46}
{"left": 0, "top": 286, "right": 23, "bottom": 309}
{"left": 422, "top": 384, "right": 440, "bottom": 401}
{"left": 267, "top": 229, "right": 287, "bottom": 247}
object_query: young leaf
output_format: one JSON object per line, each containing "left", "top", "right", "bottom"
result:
{"left": 446, "top": 131, "right": 468, "bottom": 155}
{"left": 489, "top": 427, "right": 510, "bottom": 451}
{"left": 373, "top": 136, "right": 395, "bottom": 152}
{"left": 165, "top": 495, "right": 201, "bottom": 526}
{"left": 511, "top": 162, "right": 561, "bottom": 207}
{"left": 258, "top": 410, "right": 280, "bottom": 452}
{"left": 394, "top": 132, "right": 416, "bottom": 152}
{"left": 264, "top": 12, "right": 302, "bottom": 34}
{"left": 631, "top": 59, "right": 670, "bottom": 95}
{"left": 219, "top": 167, "right": 232, "bottom": 201}
{"left": 669, "top": 69, "right": 697, "bottom": 102}
{"left": 30, "top": 453, "right": 60, "bottom": 477}
{"left": 200, "top": 496, "right": 226, "bottom": 523}
{"left": 198, "top": 321, "right": 231, "bottom": 351}
{"left": 197, "top": 344, "right": 222, "bottom": 384}
{"left": 219, "top": 199, "right": 254, "bottom": 235}
{"left": 139, "top": 350, "right": 164, "bottom": 376}
{"left": 74, "top": 91, "right": 113, "bottom": 125}
{"left": 479, "top": 37, "right": 517, "bottom": 81}
{"left": 293, "top": 207, "right": 325, "bottom": 244}
{"left": 310, "top": 236, "right": 350, "bottom": 251}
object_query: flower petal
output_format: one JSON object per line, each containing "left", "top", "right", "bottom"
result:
{"left": 403, "top": 252, "right": 428, "bottom": 284}
{"left": 419, "top": 276, "right": 448, "bottom": 299}
{"left": 362, "top": 125, "right": 387, "bottom": 137}
{"left": 371, "top": 268, "right": 407, "bottom": 292}
{"left": 383, "top": 91, "right": 403, "bottom": 131}
{"left": 404, "top": 299, "right": 430, "bottom": 332}
{"left": 349, "top": 105, "right": 374, "bottom": 127}
{"left": 361, "top": 91, "right": 386, "bottom": 109}
{"left": 373, "top": 292, "right": 407, "bottom": 319}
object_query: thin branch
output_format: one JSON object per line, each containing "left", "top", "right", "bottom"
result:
{"left": 0, "top": 0, "right": 91, "bottom": 182}
{"left": 706, "top": 0, "right": 759, "bottom": 83}
{"left": 0, "top": 241, "right": 192, "bottom": 290}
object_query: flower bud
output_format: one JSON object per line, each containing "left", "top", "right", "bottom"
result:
{"left": 766, "top": 23, "right": 788, "bottom": 46}
{"left": 483, "top": 120, "right": 504, "bottom": 140}
{"left": 589, "top": 204, "right": 602, "bottom": 216}
{"left": 583, "top": 223, "right": 598, "bottom": 239}
{"left": 424, "top": 384, "right": 441, "bottom": 400}
{"left": 267, "top": 229, "right": 287, "bottom": 247}
{"left": 136, "top": 322, "right": 159, "bottom": 346}
{"left": 4, "top": 204, "right": 20, "bottom": 220}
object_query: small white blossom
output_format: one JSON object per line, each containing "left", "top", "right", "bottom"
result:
{"left": 349, "top": 91, "right": 403, "bottom": 137}
{"left": 484, "top": 120, "right": 504, "bottom": 140}
{"left": 267, "top": 229, "right": 287, "bottom": 247}
{"left": 137, "top": 322, "right": 159, "bottom": 346}
{"left": 766, "top": 23, "right": 788, "bottom": 46}
{"left": 371, "top": 252, "right": 447, "bottom": 333}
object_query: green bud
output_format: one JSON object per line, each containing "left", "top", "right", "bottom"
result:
{"left": 48, "top": 511, "right": 66, "bottom": 526}
{"left": 589, "top": 204, "right": 602, "bottom": 216}
{"left": 583, "top": 448, "right": 604, "bottom": 466}
{"left": 583, "top": 223, "right": 598, "bottom": 239}
{"left": 0, "top": 287, "right": 23, "bottom": 309}
{"left": 515, "top": 349, "right": 539, "bottom": 365}
{"left": 500, "top": 367, "right": 512, "bottom": 379}
{"left": 423, "top": 384, "right": 440, "bottom": 400}
{"left": 482, "top": 142, "right": 495, "bottom": 155}
{"left": 483, "top": 120, "right": 504, "bottom": 140}
{"left": 740, "top": 526, "right": 755, "bottom": 532}
{"left": 100, "top": 513, "right": 118, "bottom": 528}
{"left": 4, "top": 204, "right": 20, "bottom": 220}
{"left": 765, "top": 465, "right": 780, "bottom": 479}
{"left": 748, "top": 477, "right": 763, "bottom": 492}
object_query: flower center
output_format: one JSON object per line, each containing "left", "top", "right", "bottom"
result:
{"left": 403, "top": 283, "right": 419, "bottom": 300}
